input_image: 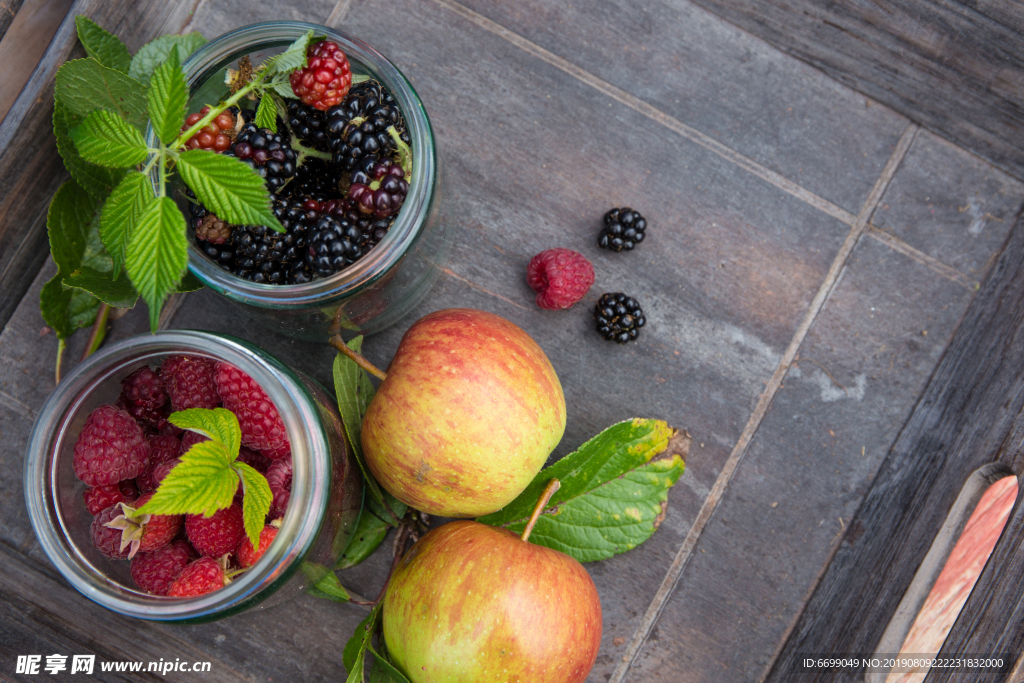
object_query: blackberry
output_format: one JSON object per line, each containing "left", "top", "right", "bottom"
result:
{"left": 326, "top": 81, "right": 410, "bottom": 169}
{"left": 322, "top": 197, "right": 394, "bottom": 249}
{"left": 283, "top": 157, "right": 343, "bottom": 200}
{"left": 598, "top": 208, "right": 647, "bottom": 251}
{"left": 230, "top": 197, "right": 316, "bottom": 284}
{"left": 286, "top": 100, "right": 331, "bottom": 152}
{"left": 230, "top": 123, "right": 297, "bottom": 191}
{"left": 194, "top": 213, "right": 232, "bottom": 244}
{"left": 348, "top": 157, "right": 409, "bottom": 218}
{"left": 307, "top": 214, "right": 370, "bottom": 278}
{"left": 594, "top": 293, "right": 646, "bottom": 344}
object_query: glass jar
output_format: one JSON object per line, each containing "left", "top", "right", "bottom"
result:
{"left": 24, "top": 331, "right": 362, "bottom": 622}
{"left": 152, "top": 22, "right": 451, "bottom": 341}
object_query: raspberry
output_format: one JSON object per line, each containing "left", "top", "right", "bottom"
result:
{"left": 91, "top": 505, "right": 132, "bottom": 559}
{"left": 131, "top": 540, "right": 195, "bottom": 595}
{"left": 167, "top": 557, "right": 226, "bottom": 597}
{"left": 73, "top": 405, "right": 151, "bottom": 486}
{"left": 179, "top": 430, "right": 210, "bottom": 454}
{"left": 102, "top": 494, "right": 183, "bottom": 558}
{"left": 160, "top": 355, "right": 219, "bottom": 411}
{"left": 186, "top": 504, "right": 245, "bottom": 557}
{"left": 236, "top": 525, "right": 278, "bottom": 568}
{"left": 267, "top": 458, "right": 292, "bottom": 519}
{"left": 595, "top": 292, "right": 646, "bottom": 344}
{"left": 121, "top": 367, "right": 167, "bottom": 413}
{"left": 237, "top": 446, "right": 271, "bottom": 474}
{"left": 150, "top": 458, "right": 180, "bottom": 490}
{"left": 289, "top": 40, "right": 353, "bottom": 110}
{"left": 526, "top": 248, "right": 595, "bottom": 310}
{"left": 137, "top": 435, "right": 181, "bottom": 493}
{"left": 181, "top": 105, "right": 235, "bottom": 152}
{"left": 599, "top": 208, "right": 647, "bottom": 251}
{"left": 83, "top": 482, "right": 136, "bottom": 516}
{"left": 213, "top": 363, "right": 290, "bottom": 454}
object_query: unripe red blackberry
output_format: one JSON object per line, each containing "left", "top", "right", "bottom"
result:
{"left": 348, "top": 157, "right": 408, "bottom": 218}
{"left": 289, "top": 40, "right": 353, "bottom": 110}
{"left": 181, "top": 105, "right": 235, "bottom": 152}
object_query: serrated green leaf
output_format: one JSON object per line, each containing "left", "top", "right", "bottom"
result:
{"left": 136, "top": 440, "right": 238, "bottom": 517}
{"left": 175, "top": 270, "right": 204, "bottom": 293}
{"left": 129, "top": 33, "right": 207, "bottom": 85}
{"left": 48, "top": 180, "right": 99, "bottom": 275}
{"left": 69, "top": 109, "right": 149, "bottom": 168}
{"left": 478, "top": 419, "right": 687, "bottom": 563}
{"left": 81, "top": 211, "right": 112, "bottom": 273}
{"left": 100, "top": 171, "right": 151, "bottom": 277}
{"left": 64, "top": 266, "right": 138, "bottom": 308}
{"left": 336, "top": 506, "right": 389, "bottom": 570}
{"left": 53, "top": 102, "right": 124, "bottom": 199}
{"left": 255, "top": 93, "right": 277, "bottom": 132}
{"left": 125, "top": 195, "right": 188, "bottom": 330}
{"left": 264, "top": 30, "right": 313, "bottom": 76}
{"left": 368, "top": 644, "right": 410, "bottom": 683}
{"left": 344, "top": 603, "right": 383, "bottom": 682}
{"left": 234, "top": 461, "right": 272, "bottom": 549}
{"left": 169, "top": 407, "right": 241, "bottom": 454}
{"left": 148, "top": 48, "right": 187, "bottom": 145}
{"left": 68, "top": 288, "right": 101, "bottom": 330}
{"left": 268, "top": 79, "right": 297, "bottom": 98}
{"left": 176, "top": 149, "right": 284, "bottom": 232}
{"left": 55, "top": 58, "right": 147, "bottom": 130}
{"left": 74, "top": 17, "right": 130, "bottom": 73}
{"left": 304, "top": 562, "right": 351, "bottom": 602}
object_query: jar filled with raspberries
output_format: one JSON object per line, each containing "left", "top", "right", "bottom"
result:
{"left": 160, "top": 23, "right": 450, "bottom": 341}
{"left": 25, "top": 331, "right": 361, "bottom": 620}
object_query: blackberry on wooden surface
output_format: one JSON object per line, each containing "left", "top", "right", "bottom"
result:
{"left": 598, "top": 208, "right": 647, "bottom": 252}
{"left": 594, "top": 292, "right": 646, "bottom": 344}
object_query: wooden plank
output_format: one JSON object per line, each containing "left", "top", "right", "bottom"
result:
{"left": 0, "top": 0, "right": 75, "bottom": 123}
{"left": 686, "top": 0, "right": 1024, "bottom": 181}
{"left": 765, "top": 208, "right": 1024, "bottom": 681}
{"left": 0, "top": 0, "right": 26, "bottom": 42}
{"left": 0, "top": 0, "right": 200, "bottom": 331}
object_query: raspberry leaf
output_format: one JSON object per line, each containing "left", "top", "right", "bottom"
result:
{"left": 69, "top": 109, "right": 149, "bottom": 168}
{"left": 174, "top": 271, "right": 204, "bottom": 293}
{"left": 477, "top": 419, "right": 688, "bottom": 563}
{"left": 176, "top": 149, "right": 285, "bottom": 233}
{"left": 129, "top": 33, "right": 207, "bottom": 85}
{"left": 264, "top": 30, "right": 314, "bottom": 77}
{"left": 100, "top": 171, "right": 152, "bottom": 277}
{"left": 40, "top": 276, "right": 99, "bottom": 340}
{"left": 53, "top": 102, "right": 125, "bottom": 199}
{"left": 233, "top": 461, "right": 272, "bottom": 550}
{"left": 254, "top": 93, "right": 277, "bottom": 132}
{"left": 267, "top": 80, "right": 298, "bottom": 98}
{"left": 147, "top": 47, "right": 188, "bottom": 146}
{"left": 169, "top": 407, "right": 242, "bottom": 454}
{"left": 124, "top": 196, "right": 188, "bottom": 331}
{"left": 137, "top": 440, "right": 239, "bottom": 517}
{"left": 55, "top": 58, "right": 148, "bottom": 131}
{"left": 74, "top": 17, "right": 131, "bottom": 74}
{"left": 64, "top": 266, "right": 138, "bottom": 308}
{"left": 48, "top": 180, "right": 99, "bottom": 276}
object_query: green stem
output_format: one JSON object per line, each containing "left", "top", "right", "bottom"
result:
{"left": 272, "top": 93, "right": 332, "bottom": 164}
{"left": 387, "top": 126, "right": 413, "bottom": 180}
{"left": 54, "top": 339, "right": 66, "bottom": 385}
{"left": 81, "top": 303, "right": 111, "bottom": 361}
{"left": 170, "top": 75, "right": 269, "bottom": 150}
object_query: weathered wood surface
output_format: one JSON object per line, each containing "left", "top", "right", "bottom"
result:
{"left": 1, "top": 0, "right": 1024, "bottom": 681}
{"left": 765, "top": 209, "right": 1024, "bottom": 682}
{"left": 0, "top": 0, "right": 76, "bottom": 122}
{"left": 685, "top": 0, "right": 1024, "bottom": 181}
{"left": 0, "top": 0, "right": 26, "bottom": 42}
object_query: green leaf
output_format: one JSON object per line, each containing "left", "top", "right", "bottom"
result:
{"left": 125, "top": 196, "right": 188, "bottom": 330}
{"left": 48, "top": 180, "right": 99, "bottom": 275}
{"left": 267, "top": 79, "right": 297, "bottom": 98}
{"left": 136, "top": 440, "right": 238, "bottom": 517}
{"left": 74, "top": 17, "right": 130, "bottom": 73}
{"left": 129, "top": 33, "right": 207, "bottom": 85}
{"left": 336, "top": 506, "right": 389, "bottom": 569}
{"left": 69, "top": 110, "right": 149, "bottom": 168}
{"left": 169, "top": 407, "right": 241, "bottom": 454}
{"left": 477, "top": 419, "right": 688, "bottom": 563}
{"left": 368, "top": 645, "right": 411, "bottom": 683}
{"left": 344, "top": 603, "right": 383, "bottom": 682}
{"left": 176, "top": 149, "right": 284, "bottom": 232}
{"left": 67, "top": 288, "right": 101, "bottom": 330}
{"left": 254, "top": 93, "right": 277, "bottom": 132}
{"left": 64, "top": 266, "right": 138, "bottom": 308}
{"left": 41, "top": 275, "right": 99, "bottom": 340}
{"left": 55, "top": 58, "right": 148, "bottom": 130}
{"left": 303, "top": 563, "right": 351, "bottom": 603}
{"left": 234, "top": 462, "right": 272, "bottom": 549}
{"left": 174, "top": 270, "right": 204, "bottom": 293}
{"left": 147, "top": 48, "right": 188, "bottom": 145}
{"left": 100, "top": 171, "right": 152, "bottom": 277}
{"left": 264, "top": 30, "right": 313, "bottom": 76}
{"left": 53, "top": 102, "right": 125, "bottom": 199}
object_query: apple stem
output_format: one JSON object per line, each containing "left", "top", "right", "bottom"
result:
{"left": 328, "top": 334, "right": 389, "bottom": 381}
{"left": 521, "top": 479, "right": 561, "bottom": 543}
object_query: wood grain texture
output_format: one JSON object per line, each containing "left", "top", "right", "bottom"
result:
{"left": 0, "top": 0, "right": 200, "bottom": 331}
{"left": 687, "top": 0, "right": 1024, "bottom": 181}
{"left": 0, "top": 0, "right": 26, "bottom": 42}
{"left": 765, "top": 208, "right": 1024, "bottom": 681}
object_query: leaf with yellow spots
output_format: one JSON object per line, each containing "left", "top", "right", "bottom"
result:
{"left": 477, "top": 419, "right": 688, "bottom": 562}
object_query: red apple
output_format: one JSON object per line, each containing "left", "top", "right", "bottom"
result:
{"left": 382, "top": 520, "right": 602, "bottom": 683}
{"left": 361, "top": 309, "right": 566, "bottom": 517}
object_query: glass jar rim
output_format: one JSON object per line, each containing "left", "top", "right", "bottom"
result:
{"left": 24, "top": 330, "right": 333, "bottom": 620}
{"left": 155, "top": 21, "right": 438, "bottom": 309}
